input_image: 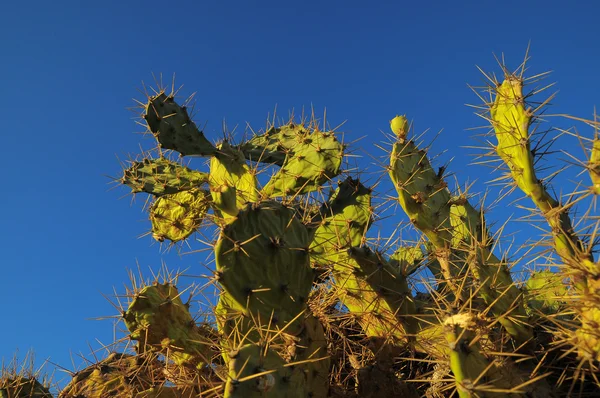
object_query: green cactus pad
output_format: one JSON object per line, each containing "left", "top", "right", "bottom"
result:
{"left": 0, "top": 377, "right": 52, "bottom": 398}
{"left": 149, "top": 188, "right": 210, "bottom": 242}
{"left": 121, "top": 157, "right": 209, "bottom": 196}
{"left": 144, "top": 93, "right": 217, "bottom": 156}
{"left": 59, "top": 353, "right": 163, "bottom": 398}
{"left": 225, "top": 344, "right": 305, "bottom": 398}
{"left": 215, "top": 201, "right": 313, "bottom": 333}
{"left": 209, "top": 142, "right": 258, "bottom": 218}
{"left": 261, "top": 128, "right": 344, "bottom": 197}
{"left": 238, "top": 123, "right": 307, "bottom": 165}
{"left": 525, "top": 270, "right": 568, "bottom": 315}
{"left": 123, "top": 283, "right": 215, "bottom": 368}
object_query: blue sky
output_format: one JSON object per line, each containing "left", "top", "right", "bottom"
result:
{"left": 2, "top": 0, "right": 599, "bottom": 390}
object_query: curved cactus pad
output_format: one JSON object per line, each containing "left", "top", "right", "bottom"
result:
{"left": 150, "top": 188, "right": 210, "bottom": 242}
{"left": 215, "top": 201, "right": 313, "bottom": 332}
{"left": 238, "top": 123, "right": 306, "bottom": 165}
{"left": 261, "top": 126, "right": 344, "bottom": 197}
{"left": 225, "top": 344, "right": 305, "bottom": 398}
{"left": 123, "top": 284, "right": 215, "bottom": 367}
{"left": 144, "top": 93, "right": 217, "bottom": 156}
{"left": 121, "top": 157, "right": 209, "bottom": 196}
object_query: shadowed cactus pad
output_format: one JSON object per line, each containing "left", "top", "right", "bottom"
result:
{"left": 144, "top": 93, "right": 217, "bottom": 156}
{"left": 225, "top": 344, "right": 306, "bottom": 398}
{"left": 0, "top": 377, "right": 52, "bottom": 398}
{"left": 59, "top": 353, "right": 163, "bottom": 398}
{"left": 215, "top": 201, "right": 313, "bottom": 333}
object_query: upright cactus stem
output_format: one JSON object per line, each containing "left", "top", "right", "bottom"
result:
{"left": 491, "top": 75, "right": 594, "bottom": 274}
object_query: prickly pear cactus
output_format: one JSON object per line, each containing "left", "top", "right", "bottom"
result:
{"left": 9, "top": 52, "right": 600, "bottom": 398}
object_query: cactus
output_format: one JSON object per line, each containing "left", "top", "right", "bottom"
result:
{"left": 9, "top": 53, "right": 600, "bottom": 398}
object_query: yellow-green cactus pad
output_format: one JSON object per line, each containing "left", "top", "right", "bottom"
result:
{"left": 238, "top": 123, "right": 307, "bottom": 166}
{"left": 150, "top": 188, "right": 210, "bottom": 242}
{"left": 209, "top": 142, "right": 258, "bottom": 218}
{"left": 123, "top": 284, "right": 215, "bottom": 367}
{"left": 525, "top": 270, "right": 568, "bottom": 315}
{"left": 215, "top": 201, "right": 313, "bottom": 333}
{"left": 121, "top": 157, "right": 209, "bottom": 196}
{"left": 225, "top": 344, "right": 306, "bottom": 398}
{"left": 144, "top": 93, "right": 217, "bottom": 156}
{"left": 261, "top": 127, "right": 344, "bottom": 197}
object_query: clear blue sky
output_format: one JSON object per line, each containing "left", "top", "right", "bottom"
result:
{"left": 2, "top": 0, "right": 599, "bottom": 391}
